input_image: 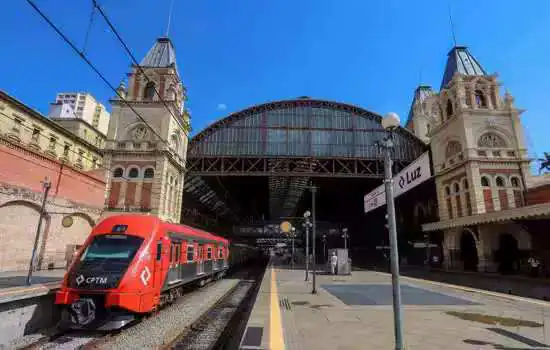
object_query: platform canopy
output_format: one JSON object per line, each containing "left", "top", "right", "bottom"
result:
{"left": 184, "top": 98, "right": 428, "bottom": 224}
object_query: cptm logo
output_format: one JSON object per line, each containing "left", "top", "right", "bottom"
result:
{"left": 76, "top": 275, "right": 108, "bottom": 286}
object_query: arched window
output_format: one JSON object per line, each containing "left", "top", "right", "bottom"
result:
{"left": 113, "top": 168, "right": 124, "bottom": 178}
{"left": 463, "top": 178, "right": 469, "bottom": 190}
{"left": 481, "top": 176, "right": 490, "bottom": 187}
{"left": 478, "top": 133, "right": 506, "bottom": 148}
{"left": 446, "top": 99, "right": 453, "bottom": 118}
{"left": 426, "top": 124, "right": 431, "bottom": 136}
{"left": 144, "top": 168, "right": 155, "bottom": 178}
{"left": 453, "top": 183, "right": 460, "bottom": 193}
{"left": 143, "top": 82, "right": 156, "bottom": 100}
{"left": 510, "top": 177, "right": 520, "bottom": 187}
{"left": 445, "top": 141, "right": 462, "bottom": 158}
{"left": 129, "top": 167, "right": 139, "bottom": 178}
{"left": 496, "top": 176, "right": 505, "bottom": 187}
{"left": 475, "top": 90, "right": 487, "bottom": 108}
{"left": 445, "top": 186, "right": 451, "bottom": 196}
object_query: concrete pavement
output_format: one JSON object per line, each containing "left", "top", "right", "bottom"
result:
{"left": 242, "top": 263, "right": 550, "bottom": 349}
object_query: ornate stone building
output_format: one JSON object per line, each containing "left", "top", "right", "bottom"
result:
{"left": 408, "top": 46, "right": 550, "bottom": 273}
{"left": 103, "top": 37, "right": 190, "bottom": 223}
{"left": 0, "top": 90, "right": 106, "bottom": 271}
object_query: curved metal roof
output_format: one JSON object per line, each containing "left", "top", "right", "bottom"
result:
{"left": 189, "top": 98, "right": 426, "bottom": 161}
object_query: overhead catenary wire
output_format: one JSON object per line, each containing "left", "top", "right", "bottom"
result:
{"left": 91, "top": 0, "right": 191, "bottom": 134}
{"left": 25, "top": 0, "right": 170, "bottom": 149}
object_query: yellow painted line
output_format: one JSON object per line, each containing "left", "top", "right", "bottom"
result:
{"left": 269, "top": 267, "right": 285, "bottom": 350}
{"left": 0, "top": 282, "right": 60, "bottom": 297}
{"left": 375, "top": 271, "right": 550, "bottom": 307}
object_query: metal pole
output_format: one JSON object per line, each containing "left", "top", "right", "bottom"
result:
{"left": 305, "top": 220, "right": 309, "bottom": 281}
{"left": 311, "top": 186, "right": 317, "bottom": 294}
{"left": 291, "top": 235, "right": 295, "bottom": 270}
{"left": 323, "top": 238, "right": 326, "bottom": 264}
{"left": 27, "top": 178, "right": 51, "bottom": 286}
{"left": 383, "top": 135, "right": 404, "bottom": 350}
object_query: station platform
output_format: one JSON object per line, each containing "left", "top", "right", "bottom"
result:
{"left": 240, "top": 262, "right": 550, "bottom": 350}
{"left": 0, "top": 269, "right": 63, "bottom": 303}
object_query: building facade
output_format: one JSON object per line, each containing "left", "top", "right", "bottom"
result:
{"left": 103, "top": 37, "right": 190, "bottom": 223}
{"left": 410, "top": 46, "right": 550, "bottom": 273}
{"left": 0, "top": 90, "right": 106, "bottom": 271}
{"left": 49, "top": 92, "right": 110, "bottom": 136}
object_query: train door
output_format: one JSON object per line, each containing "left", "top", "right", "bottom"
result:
{"left": 154, "top": 239, "right": 164, "bottom": 289}
{"left": 224, "top": 245, "right": 229, "bottom": 268}
{"left": 213, "top": 246, "right": 221, "bottom": 271}
{"left": 197, "top": 244, "right": 205, "bottom": 274}
{"left": 167, "top": 241, "right": 180, "bottom": 284}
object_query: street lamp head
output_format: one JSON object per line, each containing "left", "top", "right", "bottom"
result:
{"left": 303, "top": 210, "right": 311, "bottom": 218}
{"left": 342, "top": 228, "right": 348, "bottom": 234}
{"left": 382, "top": 112, "right": 400, "bottom": 130}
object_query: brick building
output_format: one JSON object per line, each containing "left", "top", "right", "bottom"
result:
{"left": 0, "top": 90, "right": 106, "bottom": 272}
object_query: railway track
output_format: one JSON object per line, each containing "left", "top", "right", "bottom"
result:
{"left": 164, "top": 264, "right": 265, "bottom": 350}
{"left": 17, "top": 330, "right": 113, "bottom": 350}
{"left": 16, "top": 262, "right": 266, "bottom": 350}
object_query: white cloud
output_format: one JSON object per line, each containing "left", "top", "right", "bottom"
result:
{"left": 217, "top": 103, "right": 227, "bottom": 111}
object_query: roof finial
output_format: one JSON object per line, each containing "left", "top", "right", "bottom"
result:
{"left": 165, "top": 0, "right": 175, "bottom": 37}
{"left": 448, "top": 3, "right": 458, "bottom": 47}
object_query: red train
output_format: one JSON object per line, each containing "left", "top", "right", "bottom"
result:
{"left": 55, "top": 215, "right": 259, "bottom": 330}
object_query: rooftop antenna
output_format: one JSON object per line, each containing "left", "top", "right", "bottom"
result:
{"left": 165, "top": 0, "right": 175, "bottom": 37}
{"left": 448, "top": 3, "right": 458, "bottom": 47}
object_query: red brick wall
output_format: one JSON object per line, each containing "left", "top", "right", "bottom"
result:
{"left": 109, "top": 182, "right": 121, "bottom": 208}
{"left": 141, "top": 182, "right": 152, "bottom": 210}
{"left": 499, "top": 189, "right": 509, "bottom": 210}
{"left": 526, "top": 185, "right": 550, "bottom": 205}
{"left": 125, "top": 182, "right": 136, "bottom": 206}
{"left": 484, "top": 189, "right": 494, "bottom": 212}
{"left": 0, "top": 142, "right": 105, "bottom": 208}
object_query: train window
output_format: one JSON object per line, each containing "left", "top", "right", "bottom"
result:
{"left": 169, "top": 244, "right": 174, "bottom": 263}
{"left": 80, "top": 234, "right": 143, "bottom": 262}
{"left": 218, "top": 248, "right": 223, "bottom": 259}
{"left": 156, "top": 241, "right": 162, "bottom": 261}
{"left": 207, "top": 247, "right": 212, "bottom": 260}
{"left": 187, "top": 245, "right": 194, "bottom": 262}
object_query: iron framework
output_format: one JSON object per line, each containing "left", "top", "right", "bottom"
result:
{"left": 184, "top": 98, "right": 427, "bottom": 221}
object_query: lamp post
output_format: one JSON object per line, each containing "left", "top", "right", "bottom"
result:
{"left": 27, "top": 177, "right": 51, "bottom": 286}
{"left": 380, "top": 112, "right": 404, "bottom": 350}
{"left": 342, "top": 228, "right": 349, "bottom": 251}
{"left": 322, "top": 234, "right": 327, "bottom": 264}
{"left": 310, "top": 185, "right": 317, "bottom": 294}
{"left": 303, "top": 211, "right": 312, "bottom": 281}
{"left": 291, "top": 226, "right": 296, "bottom": 270}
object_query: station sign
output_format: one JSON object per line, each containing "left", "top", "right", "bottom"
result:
{"left": 364, "top": 152, "right": 432, "bottom": 214}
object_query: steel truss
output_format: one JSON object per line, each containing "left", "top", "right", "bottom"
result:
{"left": 186, "top": 156, "right": 408, "bottom": 178}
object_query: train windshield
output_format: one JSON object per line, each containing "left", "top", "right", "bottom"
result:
{"left": 80, "top": 234, "right": 144, "bottom": 262}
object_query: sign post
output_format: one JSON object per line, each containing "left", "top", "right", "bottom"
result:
{"left": 364, "top": 152, "right": 432, "bottom": 214}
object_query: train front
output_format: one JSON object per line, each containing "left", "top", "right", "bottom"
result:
{"left": 55, "top": 216, "right": 159, "bottom": 330}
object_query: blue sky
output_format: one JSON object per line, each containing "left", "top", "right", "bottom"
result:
{"left": 1, "top": 0, "right": 549, "bottom": 162}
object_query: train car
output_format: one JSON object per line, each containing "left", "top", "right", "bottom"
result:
{"left": 228, "top": 242, "right": 261, "bottom": 267}
{"left": 55, "top": 214, "right": 254, "bottom": 330}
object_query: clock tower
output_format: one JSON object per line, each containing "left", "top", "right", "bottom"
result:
{"left": 103, "top": 37, "right": 190, "bottom": 222}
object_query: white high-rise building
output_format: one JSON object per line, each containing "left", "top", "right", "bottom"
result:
{"left": 48, "top": 92, "right": 110, "bottom": 136}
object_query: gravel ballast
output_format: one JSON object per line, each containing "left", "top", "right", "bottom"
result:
{"left": 99, "top": 279, "right": 240, "bottom": 350}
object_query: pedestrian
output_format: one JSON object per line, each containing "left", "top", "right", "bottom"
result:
{"left": 330, "top": 251, "right": 338, "bottom": 275}
{"left": 528, "top": 256, "right": 540, "bottom": 277}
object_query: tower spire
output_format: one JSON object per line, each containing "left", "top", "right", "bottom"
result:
{"left": 448, "top": 4, "right": 457, "bottom": 47}
{"left": 165, "top": 0, "right": 174, "bottom": 37}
